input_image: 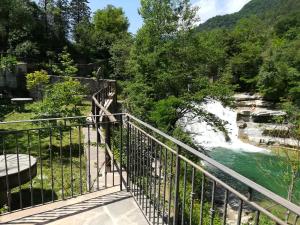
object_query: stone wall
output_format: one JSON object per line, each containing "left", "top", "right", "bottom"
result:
{"left": 29, "top": 75, "right": 100, "bottom": 99}
{"left": 48, "top": 75, "right": 99, "bottom": 97}
{"left": 0, "top": 63, "right": 28, "bottom": 97}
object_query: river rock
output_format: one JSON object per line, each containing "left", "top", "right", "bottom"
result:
{"left": 237, "top": 110, "right": 251, "bottom": 122}
{"left": 236, "top": 99, "right": 273, "bottom": 108}
{"left": 238, "top": 121, "right": 247, "bottom": 129}
{"left": 252, "top": 110, "right": 286, "bottom": 123}
{"left": 234, "top": 93, "right": 262, "bottom": 101}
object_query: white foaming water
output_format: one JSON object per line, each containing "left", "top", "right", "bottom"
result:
{"left": 179, "top": 99, "right": 267, "bottom": 153}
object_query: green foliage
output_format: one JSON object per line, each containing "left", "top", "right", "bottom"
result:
{"left": 26, "top": 70, "right": 49, "bottom": 91}
{"left": 0, "top": 55, "right": 17, "bottom": 73}
{"left": 69, "top": 0, "right": 91, "bottom": 31}
{"left": 26, "top": 70, "right": 49, "bottom": 100}
{"left": 31, "top": 79, "right": 86, "bottom": 118}
{"left": 150, "top": 96, "right": 184, "bottom": 132}
{"left": 258, "top": 37, "right": 300, "bottom": 104}
{"left": 197, "top": 0, "right": 300, "bottom": 31}
{"left": 93, "top": 5, "right": 129, "bottom": 36}
{"left": 51, "top": 47, "right": 78, "bottom": 76}
{"left": 109, "top": 34, "right": 133, "bottom": 80}
{"left": 226, "top": 17, "right": 269, "bottom": 91}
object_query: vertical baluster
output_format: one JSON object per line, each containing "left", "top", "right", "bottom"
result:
{"left": 149, "top": 138, "right": 153, "bottom": 221}
{"left": 173, "top": 146, "right": 181, "bottom": 225}
{"left": 210, "top": 181, "right": 216, "bottom": 225}
{"left": 88, "top": 124, "right": 91, "bottom": 191}
{"left": 139, "top": 130, "right": 142, "bottom": 205}
{"left": 145, "top": 135, "right": 150, "bottom": 216}
{"left": 162, "top": 147, "right": 168, "bottom": 225}
{"left": 126, "top": 121, "right": 130, "bottom": 191}
{"left": 237, "top": 199, "right": 243, "bottom": 225}
{"left": 130, "top": 124, "right": 134, "bottom": 191}
{"left": 153, "top": 142, "right": 158, "bottom": 225}
{"left": 222, "top": 190, "right": 229, "bottom": 225}
{"left": 181, "top": 161, "right": 187, "bottom": 225}
{"left": 134, "top": 127, "right": 137, "bottom": 197}
{"left": 96, "top": 121, "right": 99, "bottom": 191}
{"left": 69, "top": 127, "right": 74, "bottom": 197}
{"left": 49, "top": 128, "right": 54, "bottom": 202}
{"left": 2, "top": 136, "right": 11, "bottom": 212}
{"left": 141, "top": 132, "right": 145, "bottom": 210}
{"left": 141, "top": 131, "right": 144, "bottom": 205}
{"left": 293, "top": 215, "right": 299, "bottom": 225}
{"left": 168, "top": 153, "right": 174, "bottom": 225}
{"left": 15, "top": 134, "right": 22, "bottom": 209}
{"left": 199, "top": 174, "right": 205, "bottom": 225}
{"left": 131, "top": 126, "right": 135, "bottom": 194}
{"left": 27, "top": 131, "right": 33, "bottom": 206}
{"left": 38, "top": 130, "right": 44, "bottom": 204}
{"left": 59, "top": 128, "right": 64, "bottom": 200}
{"left": 157, "top": 145, "right": 162, "bottom": 225}
{"left": 189, "top": 167, "right": 195, "bottom": 225}
{"left": 119, "top": 115, "right": 123, "bottom": 191}
{"left": 78, "top": 125, "right": 83, "bottom": 195}
{"left": 110, "top": 121, "right": 114, "bottom": 187}
{"left": 254, "top": 211, "right": 260, "bottom": 225}
{"left": 132, "top": 126, "right": 135, "bottom": 195}
{"left": 104, "top": 121, "right": 108, "bottom": 188}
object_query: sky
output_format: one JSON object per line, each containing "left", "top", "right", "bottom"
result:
{"left": 89, "top": 0, "right": 251, "bottom": 33}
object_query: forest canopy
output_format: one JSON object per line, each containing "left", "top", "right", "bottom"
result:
{"left": 0, "top": 0, "right": 299, "bottom": 133}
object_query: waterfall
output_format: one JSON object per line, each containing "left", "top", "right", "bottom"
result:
{"left": 179, "top": 99, "right": 267, "bottom": 153}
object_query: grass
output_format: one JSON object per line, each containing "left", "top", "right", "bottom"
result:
{"left": 0, "top": 101, "right": 91, "bottom": 212}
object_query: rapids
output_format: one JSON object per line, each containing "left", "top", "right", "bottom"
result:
{"left": 179, "top": 99, "right": 267, "bottom": 152}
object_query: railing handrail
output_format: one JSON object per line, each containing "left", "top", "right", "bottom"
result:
{"left": 0, "top": 114, "right": 124, "bottom": 125}
{"left": 125, "top": 115, "right": 300, "bottom": 216}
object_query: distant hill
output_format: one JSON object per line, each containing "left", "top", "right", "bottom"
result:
{"left": 197, "top": 0, "right": 300, "bottom": 31}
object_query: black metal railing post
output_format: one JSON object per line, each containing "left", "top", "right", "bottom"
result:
{"left": 173, "top": 145, "right": 181, "bottom": 225}
{"left": 105, "top": 117, "right": 112, "bottom": 173}
{"left": 119, "top": 115, "right": 123, "bottom": 191}
{"left": 126, "top": 117, "right": 130, "bottom": 192}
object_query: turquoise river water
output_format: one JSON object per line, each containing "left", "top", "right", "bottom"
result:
{"left": 209, "top": 148, "right": 300, "bottom": 203}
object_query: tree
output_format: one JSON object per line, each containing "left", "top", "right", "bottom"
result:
{"left": 26, "top": 70, "right": 49, "bottom": 100}
{"left": 226, "top": 16, "right": 269, "bottom": 91}
{"left": 125, "top": 0, "right": 233, "bottom": 128}
{"left": 39, "top": 0, "right": 55, "bottom": 38}
{"left": 32, "top": 79, "right": 86, "bottom": 119}
{"left": 73, "top": 18, "right": 94, "bottom": 61}
{"left": 52, "top": 0, "right": 69, "bottom": 45}
{"left": 93, "top": 5, "right": 129, "bottom": 38}
{"left": 0, "top": 1, "right": 44, "bottom": 55}
{"left": 109, "top": 33, "right": 133, "bottom": 80}
{"left": 258, "top": 38, "right": 300, "bottom": 104}
{"left": 51, "top": 47, "right": 78, "bottom": 76}
{"left": 70, "top": 0, "right": 91, "bottom": 40}
{"left": 92, "top": 5, "right": 130, "bottom": 75}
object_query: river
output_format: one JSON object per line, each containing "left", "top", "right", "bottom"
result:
{"left": 179, "top": 99, "right": 300, "bottom": 203}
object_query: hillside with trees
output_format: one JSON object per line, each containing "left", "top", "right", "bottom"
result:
{"left": 197, "top": 0, "right": 300, "bottom": 31}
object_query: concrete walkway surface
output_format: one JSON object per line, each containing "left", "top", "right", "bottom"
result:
{"left": 0, "top": 189, "right": 149, "bottom": 225}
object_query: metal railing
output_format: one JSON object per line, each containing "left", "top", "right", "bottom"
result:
{"left": 0, "top": 116, "right": 123, "bottom": 213}
{"left": 1, "top": 79, "right": 300, "bottom": 225}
